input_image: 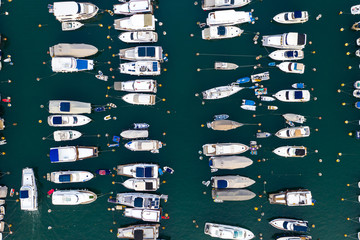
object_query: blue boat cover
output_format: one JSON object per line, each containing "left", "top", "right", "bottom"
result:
{"left": 76, "top": 59, "right": 88, "bottom": 70}
{"left": 294, "top": 11, "right": 302, "bottom": 18}
{"left": 294, "top": 91, "right": 303, "bottom": 99}
{"left": 134, "top": 197, "right": 144, "bottom": 207}
{"left": 50, "top": 149, "right": 59, "bottom": 162}
{"left": 356, "top": 131, "right": 360, "bottom": 139}
{"left": 20, "top": 190, "right": 29, "bottom": 199}
{"left": 296, "top": 83, "right": 304, "bottom": 88}
{"left": 236, "top": 77, "right": 250, "bottom": 84}
{"left": 218, "top": 26, "right": 226, "bottom": 36}
{"left": 52, "top": 116, "right": 62, "bottom": 125}
{"left": 217, "top": 180, "right": 228, "bottom": 189}
{"left": 244, "top": 100, "right": 256, "bottom": 106}
{"left": 357, "top": 102, "right": 360, "bottom": 109}
{"left": 94, "top": 107, "right": 105, "bottom": 112}
{"left": 138, "top": 47, "right": 156, "bottom": 57}
{"left": 59, "top": 174, "right": 71, "bottom": 182}
{"left": 60, "top": 102, "right": 70, "bottom": 112}
{"left": 209, "top": 160, "right": 213, "bottom": 166}
{"left": 293, "top": 225, "right": 307, "bottom": 232}
{"left": 145, "top": 167, "right": 152, "bottom": 177}
{"left": 152, "top": 62, "right": 158, "bottom": 71}
{"left": 286, "top": 51, "right": 294, "bottom": 57}
{"left": 136, "top": 167, "right": 144, "bottom": 177}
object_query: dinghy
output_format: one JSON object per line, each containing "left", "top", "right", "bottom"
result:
{"left": 283, "top": 113, "right": 306, "bottom": 124}
{"left": 273, "top": 11, "right": 309, "bottom": 24}
{"left": 61, "top": 21, "right": 84, "bottom": 31}
{"left": 275, "top": 126, "right": 310, "bottom": 139}
{"left": 207, "top": 120, "right": 243, "bottom": 131}
{"left": 202, "top": 84, "right": 244, "bottom": 100}
{"left": 202, "top": 143, "right": 249, "bottom": 156}
{"left": 273, "top": 146, "right": 307, "bottom": 158}
{"left": 236, "top": 77, "right": 250, "bottom": 84}
{"left": 53, "top": 130, "right": 82, "bottom": 141}
{"left": 48, "top": 170, "right": 94, "bottom": 183}
{"left": 351, "top": 5, "right": 360, "bottom": 15}
{"left": 354, "top": 90, "right": 360, "bottom": 98}
{"left": 256, "top": 132, "right": 271, "bottom": 138}
{"left": 214, "top": 114, "right": 229, "bottom": 120}
{"left": 241, "top": 99, "right": 256, "bottom": 111}
{"left": 49, "top": 1, "right": 99, "bottom": 22}
{"left": 356, "top": 102, "right": 360, "bottom": 109}
{"left": 268, "top": 105, "right": 278, "bottom": 110}
{"left": 124, "top": 208, "right": 161, "bottom": 222}
{"left": 251, "top": 72, "right": 270, "bottom": 82}
{"left": 47, "top": 115, "right": 92, "bottom": 127}
{"left": 114, "top": 14, "right": 155, "bottom": 31}
{"left": 113, "top": 0, "right": 153, "bottom": 15}
{"left": 122, "top": 93, "right": 156, "bottom": 105}
{"left": 209, "top": 156, "right": 253, "bottom": 171}
{"left": 52, "top": 190, "right": 97, "bottom": 205}
{"left": 355, "top": 81, "right": 360, "bottom": 89}
{"left": 292, "top": 83, "right": 305, "bottom": 89}
{"left": 202, "top": 26, "right": 243, "bottom": 40}
{"left": 114, "top": 79, "right": 157, "bottom": 93}
{"left": 204, "top": 223, "right": 255, "bottom": 240}
{"left": 125, "top": 140, "right": 162, "bottom": 153}
{"left": 201, "top": 0, "right": 251, "bottom": 11}
{"left": 117, "top": 224, "right": 160, "bottom": 239}
{"left": 49, "top": 100, "right": 91, "bottom": 114}
{"left": 109, "top": 192, "right": 166, "bottom": 209}
{"left": 269, "top": 50, "right": 304, "bottom": 61}
{"left": 356, "top": 49, "right": 360, "bottom": 57}
{"left": 206, "top": 10, "right": 254, "bottom": 26}
{"left": 262, "top": 32, "right": 307, "bottom": 49}
{"left": 260, "top": 96, "right": 275, "bottom": 101}
{"left": 118, "top": 31, "right": 158, "bottom": 43}
{"left": 273, "top": 90, "right": 310, "bottom": 102}
{"left": 212, "top": 175, "right": 255, "bottom": 189}
{"left": 120, "top": 129, "right": 149, "bottom": 139}
{"left": 352, "top": 22, "right": 360, "bottom": 31}
{"left": 122, "top": 178, "right": 160, "bottom": 191}
{"left": 133, "top": 123, "right": 149, "bottom": 129}
{"left": 212, "top": 189, "right": 256, "bottom": 202}
{"left": 357, "top": 38, "right": 360, "bottom": 46}
{"left": 277, "top": 62, "right": 305, "bottom": 74}
{"left": 50, "top": 146, "right": 98, "bottom": 163}
{"left": 269, "top": 218, "right": 308, "bottom": 232}
{"left": 120, "top": 61, "right": 161, "bottom": 76}
{"left": 215, "top": 62, "right": 239, "bottom": 70}
{"left": 49, "top": 43, "right": 98, "bottom": 58}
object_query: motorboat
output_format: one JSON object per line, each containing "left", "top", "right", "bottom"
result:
{"left": 0, "top": 206, "right": 4, "bottom": 220}
{"left": 212, "top": 189, "right": 256, "bottom": 202}
{"left": 117, "top": 224, "right": 160, "bottom": 239}
{"left": 212, "top": 175, "right": 255, "bottom": 188}
{"left": 355, "top": 81, "right": 360, "bottom": 89}
{"left": 268, "top": 106, "right": 278, "bottom": 111}
{"left": 277, "top": 62, "right": 305, "bottom": 74}
{"left": 202, "top": 84, "right": 244, "bottom": 99}
{"left": 120, "top": 61, "right": 161, "bottom": 76}
{"left": 124, "top": 140, "right": 162, "bottom": 153}
{"left": 273, "top": 90, "right": 310, "bottom": 102}
{"left": 133, "top": 123, "right": 149, "bottom": 129}
{"left": 201, "top": 0, "right": 251, "bottom": 11}
{"left": 207, "top": 120, "right": 243, "bottom": 131}
{"left": 273, "top": 11, "right": 309, "bottom": 24}
{"left": 122, "top": 178, "right": 160, "bottom": 191}
{"left": 116, "top": 163, "right": 159, "bottom": 178}
{"left": 53, "top": 130, "right": 82, "bottom": 141}
{"left": 118, "top": 31, "right": 158, "bottom": 43}
{"left": 276, "top": 237, "right": 312, "bottom": 240}
{"left": 48, "top": 115, "right": 92, "bottom": 127}
{"left": 202, "top": 26, "right": 243, "bottom": 40}
{"left": 283, "top": 113, "right": 306, "bottom": 124}
{"left": 50, "top": 146, "right": 98, "bottom": 163}
{"left": 119, "top": 46, "right": 163, "bottom": 62}
{"left": 354, "top": 90, "right": 360, "bottom": 98}
{"left": 260, "top": 96, "right": 275, "bottom": 101}
{"left": 251, "top": 71, "right": 270, "bottom": 82}
{"left": 0, "top": 119, "right": 4, "bottom": 131}
{"left": 357, "top": 38, "right": 360, "bottom": 46}
{"left": 215, "top": 62, "right": 239, "bottom": 70}
{"left": 203, "top": 143, "right": 249, "bottom": 156}
{"left": 52, "top": 190, "right": 97, "bottom": 205}
{"left": 273, "top": 146, "right": 307, "bottom": 158}
{"left": 48, "top": 170, "right": 94, "bottom": 183}
{"left": 356, "top": 102, "right": 360, "bottom": 109}
{"left": 268, "top": 50, "right": 304, "bottom": 61}
{"left": 20, "top": 168, "right": 38, "bottom": 211}
{"left": 124, "top": 208, "right": 161, "bottom": 222}
{"left": 241, "top": 100, "right": 256, "bottom": 111}
{"left": 49, "top": 43, "right": 98, "bottom": 57}
{"left": 61, "top": 21, "right": 84, "bottom": 31}
{"left": 204, "top": 223, "right": 255, "bottom": 240}
{"left": 209, "top": 156, "right": 253, "bottom": 171}
{"left": 109, "top": 193, "right": 167, "bottom": 209}
{"left": 269, "top": 190, "right": 313, "bottom": 206}
{"left": 49, "top": 1, "right": 99, "bottom": 22}
{"left": 120, "top": 129, "right": 149, "bottom": 139}
{"left": 122, "top": 93, "right": 156, "bottom": 105}
{"left": 113, "top": 0, "right": 153, "bottom": 15}
{"left": 292, "top": 83, "right": 305, "bottom": 89}
{"left": 262, "top": 32, "right": 307, "bottom": 49}
{"left": 256, "top": 132, "right": 271, "bottom": 138}
{"left": 51, "top": 57, "right": 94, "bottom": 72}
{"left": 269, "top": 218, "right": 308, "bottom": 232}
{"left": 275, "top": 126, "right": 310, "bottom": 139}
{"left": 114, "top": 80, "right": 157, "bottom": 93}
{"left": 352, "top": 22, "right": 360, "bottom": 31}
{"left": 49, "top": 100, "right": 91, "bottom": 114}
{"left": 351, "top": 5, "right": 360, "bottom": 15}
{"left": 114, "top": 14, "right": 155, "bottom": 31}
{"left": 206, "top": 10, "right": 254, "bottom": 26}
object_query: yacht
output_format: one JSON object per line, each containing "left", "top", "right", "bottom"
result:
{"left": 202, "top": 0, "right": 251, "bottom": 11}
{"left": 120, "top": 129, "right": 149, "bottom": 139}
{"left": 117, "top": 224, "right": 160, "bottom": 239}
{"left": 48, "top": 115, "right": 92, "bottom": 127}
{"left": 273, "top": 90, "right": 310, "bottom": 102}
{"left": 273, "top": 146, "right": 307, "bottom": 158}
{"left": 48, "top": 170, "right": 94, "bottom": 183}
{"left": 119, "top": 31, "right": 158, "bottom": 43}
{"left": 277, "top": 62, "right": 305, "bottom": 74}
{"left": 275, "top": 126, "right": 310, "bottom": 139}
{"left": 120, "top": 61, "right": 161, "bottom": 76}
{"left": 20, "top": 168, "right": 38, "bottom": 211}
{"left": 212, "top": 175, "right": 255, "bottom": 188}
{"left": 282, "top": 113, "right": 306, "bottom": 124}
{"left": 206, "top": 10, "right": 254, "bottom": 26}
{"left": 52, "top": 190, "right": 97, "bottom": 205}
{"left": 262, "top": 32, "right": 307, "bottom": 49}
{"left": 109, "top": 193, "right": 167, "bottom": 209}
{"left": 51, "top": 57, "right": 94, "bottom": 72}
{"left": 50, "top": 146, "right": 98, "bottom": 163}
{"left": 49, "top": 1, "right": 99, "bottom": 22}
{"left": 202, "top": 84, "right": 244, "bottom": 99}
{"left": 273, "top": 11, "right": 309, "bottom": 24}
{"left": 49, "top": 100, "right": 91, "bottom": 114}
{"left": 207, "top": 120, "right": 243, "bottom": 131}
{"left": 269, "top": 50, "right": 304, "bottom": 61}
{"left": 202, "top": 143, "right": 249, "bottom": 156}
{"left": 204, "top": 223, "right": 255, "bottom": 239}
{"left": 202, "top": 26, "right": 243, "bottom": 40}
{"left": 114, "top": 80, "right": 157, "bottom": 93}
{"left": 215, "top": 62, "right": 239, "bottom": 70}
{"left": 114, "top": 14, "right": 155, "bottom": 31}
{"left": 122, "top": 93, "right": 156, "bottom": 105}
{"left": 61, "top": 21, "right": 83, "bottom": 31}
{"left": 49, "top": 43, "right": 98, "bottom": 58}
{"left": 116, "top": 163, "right": 159, "bottom": 178}
{"left": 124, "top": 208, "right": 161, "bottom": 222}
{"left": 209, "top": 156, "right": 253, "bottom": 171}
{"left": 124, "top": 140, "right": 162, "bottom": 153}
{"left": 113, "top": 0, "right": 153, "bottom": 15}
{"left": 212, "top": 189, "right": 256, "bottom": 202}
{"left": 122, "top": 178, "right": 160, "bottom": 191}
{"left": 119, "top": 46, "right": 163, "bottom": 62}
{"left": 269, "top": 190, "right": 313, "bottom": 206}
{"left": 53, "top": 130, "right": 82, "bottom": 141}
{"left": 269, "top": 218, "right": 308, "bottom": 232}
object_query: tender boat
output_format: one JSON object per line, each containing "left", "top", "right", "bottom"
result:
{"left": 251, "top": 71, "right": 270, "bottom": 82}
{"left": 49, "top": 100, "right": 91, "bottom": 114}
{"left": 201, "top": 0, "right": 251, "bottom": 11}
{"left": 356, "top": 49, "right": 360, "bottom": 57}
{"left": 355, "top": 81, "right": 360, "bottom": 89}
{"left": 260, "top": 96, "right": 275, "bottom": 101}
{"left": 48, "top": 170, "right": 94, "bottom": 183}
{"left": 276, "top": 237, "right": 312, "bottom": 240}
{"left": 114, "top": 80, "right": 157, "bottom": 93}
{"left": 202, "top": 84, "right": 244, "bottom": 100}
{"left": 269, "top": 50, "right": 304, "bottom": 61}
{"left": 269, "top": 218, "right": 308, "bottom": 232}
{"left": 262, "top": 32, "right": 307, "bottom": 49}
{"left": 122, "top": 178, "right": 160, "bottom": 191}
{"left": 117, "top": 224, "right": 160, "bottom": 239}
{"left": 120, "top": 61, "right": 161, "bottom": 76}
{"left": 352, "top": 22, "right": 360, "bottom": 31}
{"left": 202, "top": 143, "right": 249, "bottom": 156}
{"left": 124, "top": 140, "right": 162, "bottom": 153}
{"left": 351, "top": 5, "right": 360, "bottom": 15}
{"left": 50, "top": 146, "right": 98, "bottom": 163}
{"left": 215, "top": 62, "right": 239, "bottom": 70}
{"left": 273, "top": 90, "right": 310, "bottom": 102}
{"left": 120, "top": 129, "right": 149, "bottom": 139}
{"left": 269, "top": 190, "right": 313, "bottom": 206}
{"left": 283, "top": 113, "right": 306, "bottom": 124}
{"left": 51, "top": 57, "right": 94, "bottom": 72}
{"left": 207, "top": 120, "right": 243, "bottom": 131}
{"left": 20, "top": 168, "right": 38, "bottom": 211}
{"left": 209, "top": 156, "right": 253, "bottom": 171}
{"left": 61, "top": 21, "right": 84, "bottom": 31}
{"left": 273, "top": 146, "right": 307, "bottom": 158}
{"left": 134, "top": 123, "right": 150, "bottom": 129}
{"left": 256, "top": 132, "right": 271, "bottom": 138}
{"left": 292, "top": 83, "right": 305, "bottom": 89}
{"left": 273, "top": 11, "right": 309, "bottom": 24}
{"left": 204, "top": 223, "right": 255, "bottom": 240}
{"left": 357, "top": 38, "right": 360, "bottom": 46}
{"left": 113, "top": 0, "right": 153, "bottom": 15}
{"left": 124, "top": 208, "right": 161, "bottom": 222}
{"left": 52, "top": 190, "right": 97, "bottom": 205}
{"left": 49, "top": 1, "right": 99, "bottom": 22}
{"left": 53, "top": 130, "right": 82, "bottom": 141}
{"left": 116, "top": 163, "right": 159, "bottom": 178}
{"left": 109, "top": 193, "right": 167, "bottom": 209}
{"left": 49, "top": 43, "right": 98, "bottom": 58}
{"left": 275, "top": 126, "right": 310, "bottom": 139}
{"left": 118, "top": 31, "right": 158, "bottom": 43}
{"left": 47, "top": 115, "right": 92, "bottom": 127}
{"left": 277, "top": 62, "right": 305, "bottom": 74}
{"left": 214, "top": 114, "right": 229, "bottom": 120}
{"left": 202, "top": 26, "right": 243, "bottom": 40}
{"left": 354, "top": 90, "right": 360, "bottom": 98}
{"left": 119, "top": 46, "right": 163, "bottom": 62}
{"left": 212, "top": 175, "right": 255, "bottom": 189}
{"left": 212, "top": 189, "right": 256, "bottom": 202}
{"left": 206, "top": 10, "right": 254, "bottom": 26}
{"left": 114, "top": 14, "right": 155, "bottom": 31}
{"left": 356, "top": 102, "right": 360, "bottom": 109}
{"left": 122, "top": 93, "right": 156, "bottom": 105}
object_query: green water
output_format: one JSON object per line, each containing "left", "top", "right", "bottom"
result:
{"left": 1, "top": 0, "right": 360, "bottom": 239}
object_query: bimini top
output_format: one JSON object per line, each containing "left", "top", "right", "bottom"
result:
{"left": 49, "top": 100, "right": 91, "bottom": 114}
{"left": 53, "top": 1, "right": 80, "bottom": 16}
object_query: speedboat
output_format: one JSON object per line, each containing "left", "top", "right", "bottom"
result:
{"left": 114, "top": 80, "right": 157, "bottom": 93}
{"left": 273, "top": 90, "right": 310, "bottom": 102}
{"left": 262, "top": 32, "right": 307, "bottom": 49}
{"left": 49, "top": 43, "right": 98, "bottom": 58}
{"left": 215, "top": 62, "right": 239, "bottom": 70}
{"left": 207, "top": 120, "right": 243, "bottom": 131}
{"left": 269, "top": 189, "right": 313, "bottom": 206}
{"left": 53, "top": 130, "right": 82, "bottom": 141}
{"left": 204, "top": 223, "right": 255, "bottom": 240}
{"left": 203, "top": 143, "right": 249, "bottom": 156}
{"left": 269, "top": 50, "right": 304, "bottom": 61}
{"left": 277, "top": 62, "right": 305, "bottom": 74}
{"left": 49, "top": 1, "right": 99, "bottom": 22}
{"left": 114, "top": 14, "right": 155, "bottom": 31}
{"left": 269, "top": 218, "right": 308, "bottom": 232}
{"left": 52, "top": 190, "right": 97, "bottom": 205}
{"left": 49, "top": 100, "right": 91, "bottom": 114}
{"left": 256, "top": 132, "right": 271, "bottom": 138}
{"left": 120, "top": 129, "right": 149, "bottom": 139}
{"left": 50, "top": 146, "right": 98, "bottom": 163}
{"left": 201, "top": 0, "right": 251, "bottom": 11}
{"left": 119, "top": 46, "right": 163, "bottom": 62}
{"left": 118, "top": 31, "right": 158, "bottom": 43}
{"left": 48, "top": 170, "right": 94, "bottom": 183}
{"left": 109, "top": 193, "right": 167, "bottom": 209}
{"left": 124, "top": 208, "right": 161, "bottom": 222}
{"left": 206, "top": 10, "right": 254, "bottom": 26}
{"left": 61, "top": 21, "right": 84, "bottom": 31}
{"left": 47, "top": 115, "right": 92, "bottom": 127}
{"left": 120, "top": 61, "right": 161, "bottom": 76}
{"left": 354, "top": 90, "right": 360, "bottom": 98}
{"left": 122, "top": 178, "right": 160, "bottom": 191}
{"left": 212, "top": 175, "right": 255, "bottom": 188}
{"left": 212, "top": 189, "right": 256, "bottom": 202}
{"left": 20, "top": 168, "right": 38, "bottom": 211}
{"left": 124, "top": 140, "right": 162, "bottom": 153}
{"left": 51, "top": 57, "right": 94, "bottom": 72}
{"left": 352, "top": 22, "right": 360, "bottom": 31}
{"left": 275, "top": 126, "right": 310, "bottom": 139}
{"left": 202, "top": 26, "right": 243, "bottom": 40}
{"left": 116, "top": 163, "right": 159, "bottom": 178}
{"left": 202, "top": 84, "right": 244, "bottom": 99}
{"left": 273, "top": 146, "right": 307, "bottom": 158}
{"left": 209, "top": 156, "right": 253, "bottom": 171}
{"left": 283, "top": 113, "right": 306, "bottom": 124}
{"left": 122, "top": 93, "right": 156, "bottom": 105}
{"left": 351, "top": 5, "right": 360, "bottom": 15}
{"left": 355, "top": 81, "right": 360, "bottom": 89}
{"left": 113, "top": 0, "right": 153, "bottom": 15}
{"left": 117, "top": 224, "right": 160, "bottom": 239}
{"left": 273, "top": 11, "right": 309, "bottom": 24}
{"left": 276, "top": 237, "right": 312, "bottom": 240}
{"left": 251, "top": 71, "right": 270, "bottom": 82}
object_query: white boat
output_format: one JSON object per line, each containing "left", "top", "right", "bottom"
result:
{"left": 124, "top": 140, "right": 162, "bottom": 153}
{"left": 268, "top": 50, "right": 304, "bottom": 61}
{"left": 260, "top": 96, "right": 275, "bottom": 101}
{"left": 207, "top": 120, "right": 243, "bottom": 131}
{"left": 215, "top": 62, "right": 239, "bottom": 70}
{"left": 209, "top": 156, "right": 253, "bottom": 171}
{"left": 116, "top": 163, "right": 159, "bottom": 178}
{"left": 201, "top": 0, "right": 251, "bottom": 11}
{"left": 110, "top": 193, "right": 167, "bottom": 209}
{"left": 113, "top": 0, "right": 153, "bottom": 15}
{"left": 49, "top": 1, "right": 99, "bottom": 22}
{"left": 351, "top": 5, "right": 360, "bottom": 15}
{"left": 120, "top": 61, "right": 160, "bottom": 76}
{"left": 49, "top": 43, "right": 98, "bottom": 58}
{"left": 273, "top": 11, "right": 309, "bottom": 24}
{"left": 48, "top": 115, "right": 92, "bottom": 127}
{"left": 49, "top": 100, "right": 91, "bottom": 114}
{"left": 122, "top": 178, "right": 160, "bottom": 191}
{"left": 20, "top": 168, "right": 38, "bottom": 211}
{"left": 53, "top": 130, "right": 82, "bottom": 141}
{"left": 355, "top": 81, "right": 360, "bottom": 89}
{"left": 119, "top": 31, "right": 158, "bottom": 43}
{"left": 124, "top": 208, "right": 161, "bottom": 222}
{"left": 51, "top": 57, "right": 94, "bottom": 72}
{"left": 202, "top": 143, "right": 249, "bottom": 156}
{"left": 212, "top": 175, "right": 255, "bottom": 188}
{"left": 282, "top": 113, "right": 306, "bottom": 124}
{"left": 202, "top": 84, "right": 244, "bottom": 99}
{"left": 120, "top": 129, "right": 149, "bottom": 139}
{"left": 48, "top": 170, "right": 94, "bottom": 183}
{"left": 114, "top": 14, "right": 155, "bottom": 31}
{"left": 277, "top": 62, "right": 305, "bottom": 74}
{"left": 275, "top": 126, "right": 310, "bottom": 139}
{"left": 273, "top": 146, "right": 307, "bottom": 158}
{"left": 206, "top": 10, "right": 254, "bottom": 26}
{"left": 61, "top": 21, "right": 84, "bottom": 31}
{"left": 204, "top": 223, "right": 255, "bottom": 240}
{"left": 117, "top": 224, "right": 160, "bottom": 239}
{"left": 122, "top": 93, "right": 156, "bottom": 105}
{"left": 262, "top": 32, "right": 307, "bottom": 49}
{"left": 354, "top": 90, "right": 360, "bottom": 98}
{"left": 251, "top": 71, "right": 270, "bottom": 82}
{"left": 276, "top": 237, "right": 312, "bottom": 240}
{"left": 114, "top": 80, "right": 157, "bottom": 93}
{"left": 202, "top": 26, "right": 243, "bottom": 40}
{"left": 52, "top": 190, "right": 97, "bottom": 205}
{"left": 356, "top": 50, "right": 360, "bottom": 57}
{"left": 119, "top": 46, "right": 163, "bottom": 62}
{"left": 50, "top": 146, "right": 98, "bottom": 163}
{"left": 212, "top": 189, "right": 256, "bottom": 202}
{"left": 269, "top": 218, "right": 308, "bottom": 232}
{"left": 269, "top": 189, "right": 313, "bottom": 206}
{"left": 273, "top": 90, "right": 310, "bottom": 102}
{"left": 357, "top": 38, "right": 360, "bottom": 46}
{"left": 352, "top": 22, "right": 360, "bottom": 31}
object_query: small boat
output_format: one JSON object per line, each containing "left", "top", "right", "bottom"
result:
{"left": 256, "top": 132, "right": 271, "bottom": 138}
{"left": 215, "top": 62, "right": 239, "bottom": 70}
{"left": 133, "top": 123, "right": 149, "bottom": 129}
{"left": 124, "top": 208, "right": 161, "bottom": 222}
{"left": 48, "top": 171, "right": 94, "bottom": 183}
{"left": 212, "top": 175, "right": 255, "bottom": 189}
{"left": 354, "top": 90, "right": 360, "bottom": 98}
{"left": 269, "top": 50, "right": 304, "bottom": 61}
{"left": 355, "top": 81, "right": 360, "bottom": 89}
{"left": 269, "top": 218, "right": 308, "bottom": 232}
{"left": 273, "top": 146, "right": 307, "bottom": 158}
{"left": 117, "top": 224, "right": 160, "bottom": 239}
{"left": 268, "top": 105, "right": 278, "bottom": 110}
{"left": 114, "top": 80, "right": 157, "bottom": 93}
{"left": 212, "top": 189, "right": 256, "bottom": 202}
{"left": 49, "top": 100, "right": 92, "bottom": 114}
{"left": 52, "top": 190, "right": 97, "bottom": 205}
{"left": 113, "top": 0, "right": 153, "bottom": 15}
{"left": 119, "top": 46, "right": 163, "bottom": 62}
{"left": 357, "top": 38, "right": 360, "bottom": 46}
{"left": 116, "top": 163, "right": 159, "bottom": 178}
{"left": 269, "top": 189, "right": 313, "bottom": 206}
{"left": 292, "top": 83, "right": 305, "bottom": 89}
{"left": 118, "top": 31, "right": 158, "bottom": 43}
{"left": 9, "top": 188, "right": 14, "bottom": 197}
{"left": 51, "top": 57, "right": 94, "bottom": 72}
{"left": 20, "top": 168, "right": 38, "bottom": 211}
{"left": 273, "top": 90, "right": 310, "bottom": 102}
{"left": 353, "top": 22, "right": 360, "bottom": 31}
{"left": 209, "top": 156, "right": 253, "bottom": 171}
{"left": 50, "top": 146, "right": 98, "bottom": 163}
{"left": 201, "top": 0, "right": 251, "bottom": 11}
{"left": 109, "top": 193, "right": 167, "bottom": 209}
{"left": 204, "top": 223, "right": 255, "bottom": 240}
{"left": 202, "top": 143, "right": 249, "bottom": 156}
{"left": 49, "top": 43, "right": 98, "bottom": 58}
{"left": 207, "top": 120, "right": 243, "bottom": 131}
{"left": 96, "top": 169, "right": 111, "bottom": 175}
{"left": 241, "top": 99, "right": 256, "bottom": 111}
{"left": 255, "top": 88, "right": 267, "bottom": 96}
{"left": 122, "top": 178, "right": 160, "bottom": 191}
{"left": 275, "top": 126, "right": 310, "bottom": 139}
{"left": 0, "top": 206, "right": 4, "bottom": 220}
{"left": 48, "top": 115, "right": 91, "bottom": 127}
{"left": 122, "top": 93, "right": 156, "bottom": 105}
{"left": 236, "top": 77, "right": 250, "bottom": 84}
{"left": 276, "top": 237, "right": 312, "bottom": 240}
{"left": 202, "top": 84, "right": 244, "bottom": 100}
{"left": 120, "top": 61, "right": 160, "bottom": 76}
{"left": 351, "top": 5, "right": 360, "bottom": 15}
{"left": 277, "top": 62, "right": 305, "bottom": 74}
{"left": 356, "top": 49, "right": 360, "bottom": 57}
{"left": 273, "top": 11, "right": 309, "bottom": 24}
{"left": 262, "top": 32, "right": 307, "bottom": 49}
{"left": 95, "top": 71, "right": 108, "bottom": 81}
{"left": 53, "top": 130, "right": 82, "bottom": 141}
{"left": 202, "top": 26, "right": 243, "bottom": 40}
{"left": 125, "top": 140, "right": 162, "bottom": 153}
{"left": 283, "top": 113, "right": 306, "bottom": 124}
{"left": 114, "top": 14, "right": 155, "bottom": 31}
{"left": 251, "top": 71, "right": 270, "bottom": 82}
{"left": 49, "top": 1, "right": 99, "bottom": 22}
{"left": 214, "top": 114, "right": 229, "bottom": 121}
{"left": 61, "top": 21, "right": 84, "bottom": 31}
{"left": 260, "top": 96, "right": 275, "bottom": 101}
{"left": 120, "top": 129, "right": 149, "bottom": 139}
{"left": 206, "top": 10, "right": 254, "bottom": 26}
{"left": 356, "top": 102, "right": 360, "bottom": 109}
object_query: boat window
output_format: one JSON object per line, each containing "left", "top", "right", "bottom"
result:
{"left": 286, "top": 130, "right": 290, "bottom": 137}
{"left": 285, "top": 91, "right": 289, "bottom": 100}
{"left": 284, "top": 13, "right": 289, "bottom": 21}
{"left": 230, "top": 0, "right": 235, "bottom": 4}
{"left": 74, "top": 117, "right": 78, "bottom": 123}
{"left": 217, "top": 26, "right": 226, "bottom": 36}
{"left": 130, "top": 33, "right": 134, "bottom": 40}
{"left": 77, "top": 3, "right": 81, "bottom": 13}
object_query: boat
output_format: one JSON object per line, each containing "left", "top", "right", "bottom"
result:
{"left": 202, "top": 143, "right": 249, "bottom": 156}
{"left": 269, "top": 218, "right": 308, "bottom": 232}
{"left": 124, "top": 140, "right": 162, "bottom": 153}
{"left": 273, "top": 146, "right": 307, "bottom": 158}
{"left": 256, "top": 132, "right": 271, "bottom": 138}
{"left": 212, "top": 189, "right": 256, "bottom": 202}
{"left": 354, "top": 90, "right": 360, "bottom": 98}
{"left": 114, "top": 14, "right": 155, "bottom": 31}
{"left": 236, "top": 77, "right": 250, "bottom": 84}
{"left": 269, "top": 189, "right": 313, "bottom": 206}
{"left": 262, "top": 32, "right": 307, "bottom": 49}
{"left": 116, "top": 163, "right": 159, "bottom": 178}
{"left": 117, "top": 224, "right": 160, "bottom": 239}
{"left": 48, "top": 115, "right": 91, "bottom": 127}
{"left": 283, "top": 113, "right": 306, "bottom": 124}
{"left": 212, "top": 175, "right": 255, "bottom": 189}
{"left": 202, "top": 84, "right": 244, "bottom": 100}
{"left": 0, "top": 206, "right": 4, "bottom": 220}
{"left": 49, "top": 43, "right": 98, "bottom": 58}
{"left": 122, "top": 93, "right": 156, "bottom": 105}
{"left": 120, "top": 61, "right": 160, "bottom": 76}
{"left": 118, "top": 31, "right": 158, "bottom": 43}
{"left": 20, "top": 168, "right": 38, "bottom": 211}
{"left": 48, "top": 170, "right": 94, "bottom": 183}
{"left": 50, "top": 146, "right": 98, "bottom": 163}
{"left": 215, "top": 62, "right": 239, "bottom": 70}
{"left": 209, "top": 156, "right": 253, "bottom": 171}
{"left": 120, "top": 129, "right": 149, "bottom": 139}
{"left": 202, "top": 26, "right": 243, "bottom": 40}
{"left": 204, "top": 223, "right": 255, "bottom": 240}
{"left": 276, "top": 237, "right": 312, "bottom": 240}
{"left": 351, "top": 5, "right": 360, "bottom": 15}
{"left": 201, "top": 0, "right": 251, "bottom": 11}
{"left": 61, "top": 21, "right": 84, "bottom": 31}
{"left": 95, "top": 71, "right": 108, "bottom": 81}
{"left": 206, "top": 10, "right": 254, "bottom": 26}
{"left": 273, "top": 11, "right": 309, "bottom": 24}
{"left": 273, "top": 90, "right": 310, "bottom": 102}
{"left": 355, "top": 81, "right": 360, "bottom": 89}
{"left": 207, "top": 120, "right": 243, "bottom": 131}
{"left": 133, "top": 123, "right": 149, "bottom": 129}
{"left": 113, "top": 0, "right": 153, "bottom": 15}
{"left": 251, "top": 71, "right": 270, "bottom": 82}
{"left": 277, "top": 62, "right": 305, "bottom": 74}
{"left": 260, "top": 96, "right": 275, "bottom": 101}
{"left": 49, "top": 100, "right": 91, "bottom": 114}
{"left": 352, "top": 22, "right": 360, "bottom": 31}
{"left": 119, "top": 46, "right": 163, "bottom": 62}
{"left": 51, "top": 57, "right": 94, "bottom": 72}
{"left": 269, "top": 50, "right": 304, "bottom": 61}
{"left": 292, "top": 83, "right": 305, "bottom": 89}
{"left": 241, "top": 99, "right": 256, "bottom": 111}
{"left": 49, "top": 1, "right": 99, "bottom": 22}
{"left": 122, "top": 178, "right": 160, "bottom": 191}
{"left": 275, "top": 126, "right": 310, "bottom": 139}
{"left": 52, "top": 190, "right": 97, "bottom": 205}
{"left": 109, "top": 193, "right": 167, "bottom": 209}
{"left": 114, "top": 80, "right": 157, "bottom": 93}
{"left": 356, "top": 102, "right": 360, "bottom": 109}
{"left": 96, "top": 169, "right": 111, "bottom": 175}
{"left": 214, "top": 114, "right": 229, "bottom": 120}
{"left": 53, "top": 130, "right": 82, "bottom": 141}
{"left": 124, "top": 208, "right": 161, "bottom": 222}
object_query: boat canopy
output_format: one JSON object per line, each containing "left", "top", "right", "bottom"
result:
{"left": 134, "top": 197, "right": 144, "bottom": 207}
{"left": 286, "top": 51, "right": 297, "bottom": 57}
{"left": 76, "top": 59, "right": 88, "bottom": 70}
{"left": 295, "top": 148, "right": 306, "bottom": 156}
{"left": 138, "top": 47, "right": 155, "bottom": 57}
{"left": 294, "top": 11, "right": 302, "bottom": 18}
{"left": 20, "top": 190, "right": 29, "bottom": 199}
{"left": 294, "top": 91, "right": 303, "bottom": 99}
{"left": 59, "top": 174, "right": 71, "bottom": 182}
{"left": 216, "top": 180, "right": 228, "bottom": 188}
{"left": 53, "top": 2, "right": 80, "bottom": 16}
{"left": 218, "top": 26, "right": 226, "bottom": 35}
{"left": 136, "top": 167, "right": 154, "bottom": 177}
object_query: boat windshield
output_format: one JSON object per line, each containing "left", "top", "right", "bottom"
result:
{"left": 286, "top": 130, "right": 291, "bottom": 137}
{"left": 76, "top": 3, "right": 81, "bottom": 14}
{"left": 73, "top": 117, "right": 78, "bottom": 124}
{"left": 130, "top": 33, "right": 134, "bottom": 40}
{"left": 284, "top": 13, "right": 289, "bottom": 21}
{"left": 285, "top": 91, "right": 289, "bottom": 100}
